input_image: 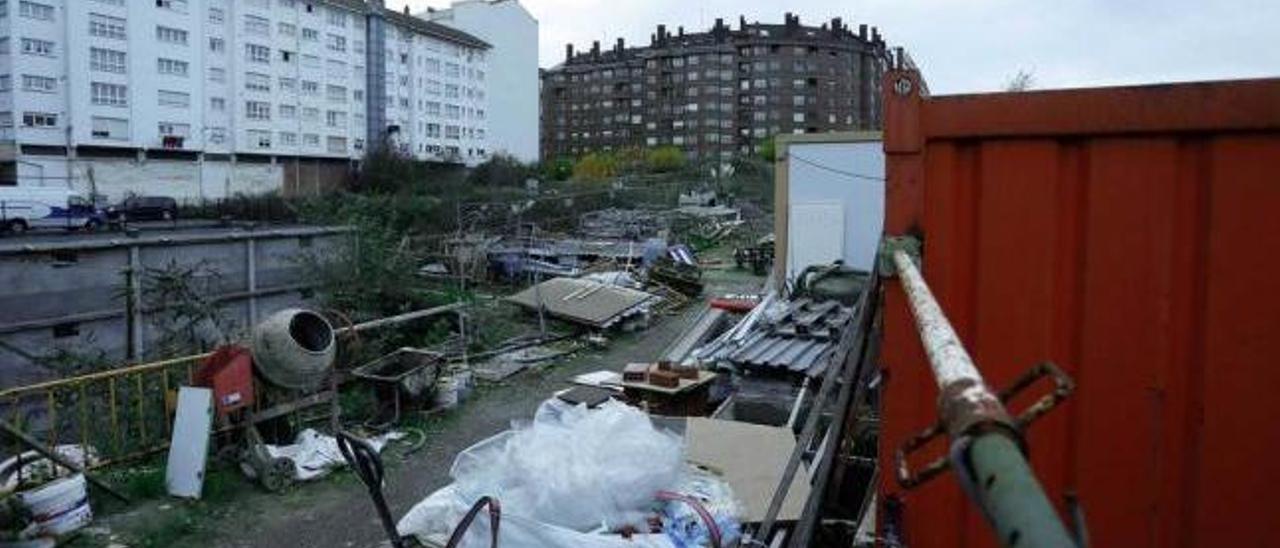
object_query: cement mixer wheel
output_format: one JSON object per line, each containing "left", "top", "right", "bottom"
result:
{"left": 259, "top": 457, "right": 296, "bottom": 493}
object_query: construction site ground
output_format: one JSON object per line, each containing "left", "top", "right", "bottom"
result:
{"left": 74, "top": 248, "right": 765, "bottom": 548}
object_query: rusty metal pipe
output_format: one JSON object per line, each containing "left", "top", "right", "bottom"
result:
{"left": 891, "top": 249, "right": 1076, "bottom": 547}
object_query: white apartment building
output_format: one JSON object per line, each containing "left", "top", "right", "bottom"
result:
{"left": 422, "top": 0, "right": 537, "bottom": 163}
{"left": 0, "top": 0, "right": 494, "bottom": 201}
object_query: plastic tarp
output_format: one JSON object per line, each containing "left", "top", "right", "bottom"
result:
{"left": 261, "top": 429, "right": 403, "bottom": 481}
{"left": 397, "top": 399, "right": 684, "bottom": 547}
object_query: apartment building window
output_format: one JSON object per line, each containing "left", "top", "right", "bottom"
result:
{"left": 444, "top": 85, "right": 459, "bottom": 99}
{"left": 278, "top": 132, "right": 298, "bottom": 146}
{"left": 425, "top": 102, "right": 441, "bottom": 116}
{"left": 445, "top": 125, "right": 460, "bottom": 139}
{"left": 245, "top": 72, "right": 270, "bottom": 92}
{"left": 302, "top": 107, "right": 318, "bottom": 122}
{"left": 326, "top": 34, "right": 345, "bottom": 52}
{"left": 89, "top": 13, "right": 126, "bottom": 39}
{"left": 325, "top": 110, "right": 345, "bottom": 127}
{"left": 248, "top": 129, "right": 271, "bottom": 148}
{"left": 445, "top": 63, "right": 460, "bottom": 78}
{"left": 353, "top": 89, "right": 364, "bottom": 102}
{"left": 326, "top": 60, "right": 346, "bottom": 79}
{"left": 156, "top": 0, "right": 188, "bottom": 13}
{"left": 792, "top": 112, "right": 805, "bottom": 123}
{"left": 353, "top": 40, "right": 364, "bottom": 55}
{"left": 0, "top": 3, "right": 9, "bottom": 17}
{"left": 279, "top": 77, "right": 296, "bottom": 92}
{"left": 245, "top": 101, "right": 270, "bottom": 120}
{"left": 22, "top": 112, "right": 57, "bottom": 128}
{"left": 207, "top": 127, "right": 227, "bottom": 144}
{"left": 93, "top": 0, "right": 125, "bottom": 5}
{"left": 158, "top": 122, "right": 189, "bottom": 137}
{"left": 0, "top": 76, "right": 9, "bottom": 91}
{"left": 326, "top": 136, "right": 346, "bottom": 154}
{"left": 208, "top": 67, "right": 226, "bottom": 82}
{"left": 19, "top": 1, "right": 53, "bottom": 21}
{"left": 244, "top": 15, "right": 269, "bottom": 36}
{"left": 21, "top": 38, "right": 54, "bottom": 57}
{"left": 302, "top": 28, "right": 318, "bottom": 42}
{"left": 303, "top": 133, "right": 319, "bottom": 147}
{"left": 209, "top": 37, "right": 225, "bottom": 53}
{"left": 90, "top": 117, "right": 128, "bottom": 140}
{"left": 21, "top": 75, "right": 56, "bottom": 93}
{"left": 301, "top": 80, "right": 318, "bottom": 96}
{"left": 157, "top": 58, "right": 189, "bottom": 77}
{"left": 445, "top": 105, "right": 460, "bottom": 119}
{"left": 210, "top": 97, "right": 225, "bottom": 111}
{"left": 278, "top": 0, "right": 296, "bottom": 8}
{"left": 158, "top": 90, "right": 190, "bottom": 108}
{"left": 91, "top": 82, "right": 127, "bottom": 106}
{"left": 326, "top": 85, "right": 346, "bottom": 103}
{"left": 278, "top": 22, "right": 296, "bottom": 36}
{"left": 80, "top": 49, "right": 123, "bottom": 75}
{"left": 326, "top": 9, "right": 346, "bottom": 28}
{"left": 301, "top": 54, "right": 320, "bottom": 69}
{"left": 425, "top": 123, "right": 440, "bottom": 137}
{"left": 279, "top": 104, "right": 296, "bottom": 119}
{"left": 245, "top": 44, "right": 270, "bottom": 64}
{"left": 208, "top": 7, "right": 224, "bottom": 24}
{"left": 156, "top": 26, "right": 189, "bottom": 46}
{"left": 280, "top": 50, "right": 294, "bottom": 63}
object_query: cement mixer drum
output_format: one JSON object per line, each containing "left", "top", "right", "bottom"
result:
{"left": 251, "top": 309, "right": 336, "bottom": 391}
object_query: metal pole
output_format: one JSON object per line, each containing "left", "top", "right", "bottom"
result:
{"left": 891, "top": 249, "right": 1076, "bottom": 548}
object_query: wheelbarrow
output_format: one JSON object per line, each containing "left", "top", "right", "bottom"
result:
{"left": 352, "top": 348, "right": 445, "bottom": 426}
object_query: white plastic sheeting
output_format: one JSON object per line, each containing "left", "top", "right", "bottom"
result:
{"left": 261, "top": 429, "right": 403, "bottom": 481}
{"left": 397, "top": 399, "right": 684, "bottom": 547}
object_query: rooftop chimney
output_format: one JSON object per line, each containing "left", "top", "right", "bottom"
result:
{"left": 566, "top": 43, "right": 574, "bottom": 61}
{"left": 739, "top": 16, "right": 747, "bottom": 31}
{"left": 591, "top": 40, "right": 600, "bottom": 58}
{"left": 402, "top": 5, "right": 409, "bottom": 14}
{"left": 678, "top": 26, "right": 684, "bottom": 37}
{"left": 616, "top": 37, "right": 625, "bottom": 53}
{"left": 859, "top": 24, "right": 868, "bottom": 40}
{"left": 831, "top": 17, "right": 843, "bottom": 32}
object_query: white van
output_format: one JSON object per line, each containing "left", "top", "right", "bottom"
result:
{"left": 0, "top": 187, "right": 106, "bottom": 235}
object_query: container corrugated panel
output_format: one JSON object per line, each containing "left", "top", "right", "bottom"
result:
{"left": 878, "top": 70, "right": 1280, "bottom": 547}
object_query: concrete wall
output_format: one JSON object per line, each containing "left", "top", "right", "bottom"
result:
{"left": 0, "top": 226, "right": 351, "bottom": 388}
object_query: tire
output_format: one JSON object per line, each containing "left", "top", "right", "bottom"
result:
{"left": 6, "top": 220, "right": 27, "bottom": 235}
{"left": 161, "top": 210, "right": 175, "bottom": 222}
{"left": 83, "top": 219, "right": 102, "bottom": 232}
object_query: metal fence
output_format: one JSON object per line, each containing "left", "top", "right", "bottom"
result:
{"left": 0, "top": 353, "right": 210, "bottom": 469}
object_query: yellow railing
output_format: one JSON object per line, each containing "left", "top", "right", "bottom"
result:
{"left": 0, "top": 353, "right": 211, "bottom": 469}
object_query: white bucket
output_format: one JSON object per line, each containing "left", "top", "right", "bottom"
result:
{"left": 453, "top": 369, "right": 474, "bottom": 402}
{"left": 16, "top": 474, "right": 92, "bottom": 537}
{"left": 434, "top": 375, "right": 459, "bottom": 410}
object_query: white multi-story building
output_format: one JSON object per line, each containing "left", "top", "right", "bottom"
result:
{"left": 0, "top": 0, "right": 495, "bottom": 201}
{"left": 422, "top": 0, "right": 537, "bottom": 163}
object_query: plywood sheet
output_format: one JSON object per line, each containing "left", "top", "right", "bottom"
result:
{"left": 684, "top": 417, "right": 811, "bottom": 523}
{"left": 166, "top": 387, "right": 213, "bottom": 499}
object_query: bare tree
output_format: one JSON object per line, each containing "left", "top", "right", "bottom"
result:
{"left": 1005, "top": 69, "right": 1036, "bottom": 92}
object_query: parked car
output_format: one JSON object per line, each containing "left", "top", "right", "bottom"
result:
{"left": 0, "top": 187, "right": 106, "bottom": 234}
{"left": 106, "top": 196, "right": 178, "bottom": 223}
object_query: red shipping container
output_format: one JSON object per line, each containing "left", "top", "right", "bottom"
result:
{"left": 878, "top": 67, "right": 1280, "bottom": 547}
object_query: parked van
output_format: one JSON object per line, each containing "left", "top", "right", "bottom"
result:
{"left": 0, "top": 187, "right": 106, "bottom": 235}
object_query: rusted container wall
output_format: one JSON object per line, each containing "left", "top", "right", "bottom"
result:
{"left": 878, "top": 70, "right": 1280, "bottom": 547}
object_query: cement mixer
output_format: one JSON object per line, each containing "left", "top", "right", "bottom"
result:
{"left": 196, "top": 308, "right": 339, "bottom": 492}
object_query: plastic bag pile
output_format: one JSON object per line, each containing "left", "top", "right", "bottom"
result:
{"left": 398, "top": 399, "right": 685, "bottom": 547}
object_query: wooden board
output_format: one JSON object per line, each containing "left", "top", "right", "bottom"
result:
{"left": 684, "top": 417, "right": 811, "bottom": 523}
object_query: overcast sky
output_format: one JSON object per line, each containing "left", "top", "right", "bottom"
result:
{"left": 404, "top": 0, "right": 1279, "bottom": 95}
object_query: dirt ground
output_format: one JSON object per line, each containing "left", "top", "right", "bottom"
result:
{"left": 91, "top": 259, "right": 765, "bottom": 547}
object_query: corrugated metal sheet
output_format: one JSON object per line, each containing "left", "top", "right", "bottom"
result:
{"left": 709, "top": 298, "right": 854, "bottom": 375}
{"left": 879, "top": 70, "right": 1280, "bottom": 547}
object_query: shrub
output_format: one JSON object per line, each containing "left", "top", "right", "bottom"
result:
{"left": 644, "top": 146, "right": 686, "bottom": 173}
{"left": 572, "top": 152, "right": 619, "bottom": 182}
{"left": 467, "top": 153, "right": 533, "bottom": 187}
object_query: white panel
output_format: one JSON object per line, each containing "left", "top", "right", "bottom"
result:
{"left": 785, "top": 140, "right": 885, "bottom": 282}
{"left": 789, "top": 201, "right": 845, "bottom": 276}
{"left": 166, "top": 387, "right": 213, "bottom": 499}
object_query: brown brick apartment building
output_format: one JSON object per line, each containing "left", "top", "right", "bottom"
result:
{"left": 539, "top": 13, "right": 890, "bottom": 162}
